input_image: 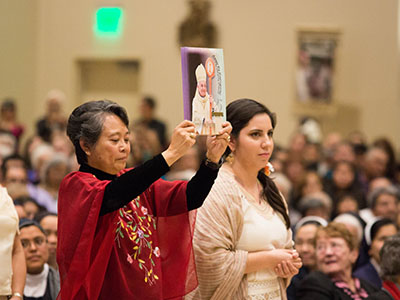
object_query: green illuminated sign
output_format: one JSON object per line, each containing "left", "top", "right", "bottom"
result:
{"left": 95, "top": 7, "right": 123, "bottom": 37}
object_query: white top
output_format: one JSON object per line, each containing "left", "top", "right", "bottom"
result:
{"left": 236, "top": 185, "right": 289, "bottom": 299}
{"left": 0, "top": 186, "right": 19, "bottom": 295}
{"left": 24, "top": 263, "right": 49, "bottom": 297}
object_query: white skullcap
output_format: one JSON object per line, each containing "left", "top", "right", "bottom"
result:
{"left": 195, "top": 64, "right": 206, "bottom": 82}
{"left": 333, "top": 213, "right": 364, "bottom": 244}
{"left": 294, "top": 215, "right": 328, "bottom": 234}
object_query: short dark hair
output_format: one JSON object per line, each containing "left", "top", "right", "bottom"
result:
{"left": 1, "top": 98, "right": 16, "bottom": 111}
{"left": 380, "top": 234, "right": 400, "bottom": 281}
{"left": 19, "top": 218, "right": 46, "bottom": 234}
{"left": 1, "top": 154, "right": 27, "bottom": 179}
{"left": 34, "top": 211, "right": 57, "bottom": 223}
{"left": 14, "top": 196, "right": 47, "bottom": 214}
{"left": 67, "top": 100, "right": 129, "bottom": 165}
{"left": 143, "top": 96, "right": 156, "bottom": 109}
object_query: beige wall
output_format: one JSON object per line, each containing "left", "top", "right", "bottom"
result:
{"left": 0, "top": 0, "right": 37, "bottom": 146}
{"left": 2, "top": 0, "right": 400, "bottom": 150}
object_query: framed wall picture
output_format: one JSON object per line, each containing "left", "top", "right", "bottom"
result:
{"left": 295, "top": 27, "right": 340, "bottom": 104}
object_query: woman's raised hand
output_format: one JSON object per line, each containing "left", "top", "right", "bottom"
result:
{"left": 205, "top": 121, "right": 232, "bottom": 163}
{"left": 162, "top": 120, "right": 197, "bottom": 166}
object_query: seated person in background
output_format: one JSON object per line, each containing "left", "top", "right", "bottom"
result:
{"left": 354, "top": 218, "right": 398, "bottom": 289}
{"left": 369, "top": 177, "right": 393, "bottom": 192}
{"left": 336, "top": 194, "right": 359, "bottom": 216}
{"left": 297, "top": 222, "right": 378, "bottom": 300}
{"left": 35, "top": 212, "right": 58, "bottom": 270}
{"left": 165, "top": 146, "right": 200, "bottom": 181}
{"left": 36, "top": 89, "right": 67, "bottom": 143}
{"left": 35, "top": 154, "right": 70, "bottom": 213}
{"left": 15, "top": 196, "right": 46, "bottom": 220}
{"left": 129, "top": 123, "right": 162, "bottom": 166}
{"left": 135, "top": 96, "right": 167, "bottom": 149}
{"left": 298, "top": 191, "right": 332, "bottom": 221}
{"left": 366, "top": 235, "right": 400, "bottom": 300}
{"left": 2, "top": 153, "right": 60, "bottom": 214}
{"left": 359, "top": 147, "right": 390, "bottom": 193}
{"left": 0, "top": 98, "right": 25, "bottom": 143}
{"left": 1, "top": 154, "right": 27, "bottom": 178}
{"left": 324, "top": 161, "right": 366, "bottom": 213}
{"left": 13, "top": 198, "right": 27, "bottom": 219}
{"left": 2, "top": 165, "right": 30, "bottom": 200}
{"left": 333, "top": 213, "right": 365, "bottom": 247}
{"left": 299, "top": 171, "right": 324, "bottom": 198}
{"left": 333, "top": 212, "right": 368, "bottom": 269}
{"left": 287, "top": 216, "right": 327, "bottom": 300}
{"left": 19, "top": 219, "right": 59, "bottom": 300}
{"left": 359, "top": 177, "right": 393, "bottom": 223}
{"left": 0, "top": 130, "right": 17, "bottom": 167}
{"left": 368, "top": 186, "right": 399, "bottom": 223}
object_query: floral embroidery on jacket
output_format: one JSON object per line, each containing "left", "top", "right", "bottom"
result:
{"left": 115, "top": 196, "right": 160, "bottom": 285}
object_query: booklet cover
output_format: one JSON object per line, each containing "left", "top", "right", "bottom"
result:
{"left": 181, "top": 47, "right": 226, "bottom": 135}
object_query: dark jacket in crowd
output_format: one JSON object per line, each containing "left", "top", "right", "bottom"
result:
{"left": 366, "top": 288, "right": 395, "bottom": 300}
{"left": 287, "top": 266, "right": 311, "bottom": 300}
{"left": 297, "top": 271, "right": 378, "bottom": 300}
{"left": 353, "top": 260, "right": 382, "bottom": 289}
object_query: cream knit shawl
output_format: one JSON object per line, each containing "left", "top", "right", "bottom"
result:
{"left": 186, "top": 165, "right": 292, "bottom": 300}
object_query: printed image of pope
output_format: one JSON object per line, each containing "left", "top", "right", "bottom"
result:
{"left": 192, "top": 63, "right": 215, "bottom": 135}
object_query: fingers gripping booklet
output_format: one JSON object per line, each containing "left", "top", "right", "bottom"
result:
{"left": 181, "top": 47, "right": 226, "bottom": 135}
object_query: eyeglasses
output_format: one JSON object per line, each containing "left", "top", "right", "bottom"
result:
{"left": 20, "top": 237, "right": 46, "bottom": 249}
{"left": 316, "top": 241, "right": 346, "bottom": 253}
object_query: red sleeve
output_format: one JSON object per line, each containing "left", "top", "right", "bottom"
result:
{"left": 146, "top": 178, "right": 189, "bottom": 217}
{"left": 57, "top": 172, "right": 116, "bottom": 300}
{"left": 141, "top": 179, "right": 199, "bottom": 298}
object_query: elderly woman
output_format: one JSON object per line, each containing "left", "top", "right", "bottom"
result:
{"left": 188, "top": 99, "right": 302, "bottom": 300}
{"left": 57, "top": 100, "right": 231, "bottom": 300}
{"left": 297, "top": 222, "right": 378, "bottom": 300}
{"left": 366, "top": 235, "right": 400, "bottom": 300}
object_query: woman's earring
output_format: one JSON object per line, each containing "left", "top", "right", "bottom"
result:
{"left": 225, "top": 153, "right": 234, "bottom": 164}
{"left": 264, "top": 162, "right": 275, "bottom": 176}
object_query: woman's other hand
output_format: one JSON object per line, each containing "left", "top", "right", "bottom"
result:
{"left": 274, "top": 251, "right": 302, "bottom": 278}
{"left": 205, "top": 121, "right": 232, "bottom": 163}
{"left": 246, "top": 248, "right": 295, "bottom": 274}
{"left": 162, "top": 120, "right": 197, "bottom": 166}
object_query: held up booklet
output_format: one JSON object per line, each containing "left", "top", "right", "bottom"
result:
{"left": 181, "top": 47, "right": 226, "bottom": 135}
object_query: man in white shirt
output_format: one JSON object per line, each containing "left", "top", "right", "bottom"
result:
{"left": 19, "top": 219, "right": 59, "bottom": 300}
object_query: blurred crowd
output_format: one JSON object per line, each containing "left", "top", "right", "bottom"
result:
{"left": 1, "top": 92, "right": 399, "bottom": 299}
